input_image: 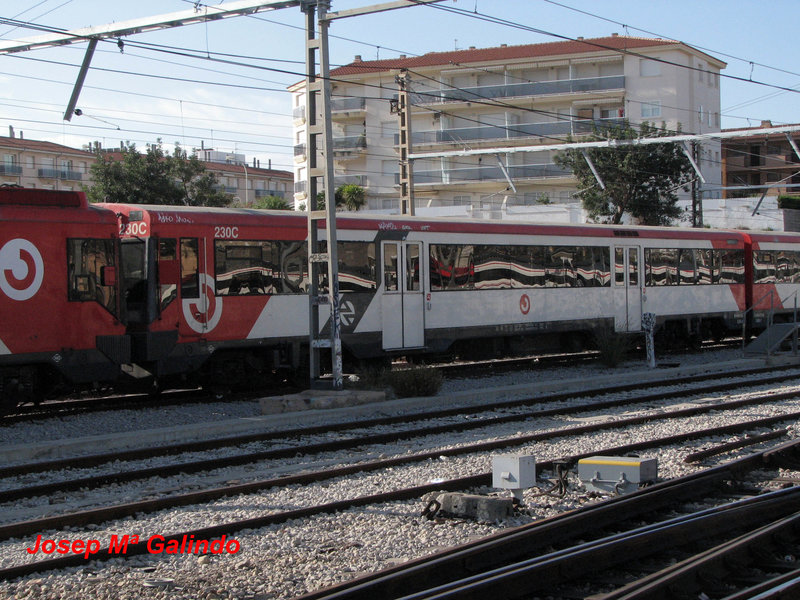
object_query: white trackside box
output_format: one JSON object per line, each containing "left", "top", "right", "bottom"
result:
{"left": 578, "top": 456, "right": 657, "bottom": 494}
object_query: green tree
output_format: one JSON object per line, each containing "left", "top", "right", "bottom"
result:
{"left": 87, "top": 141, "right": 233, "bottom": 207}
{"left": 336, "top": 183, "right": 366, "bottom": 211}
{"left": 315, "top": 184, "right": 367, "bottom": 212}
{"left": 554, "top": 122, "right": 694, "bottom": 225}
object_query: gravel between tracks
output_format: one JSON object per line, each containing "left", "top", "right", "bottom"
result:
{"left": 1, "top": 347, "right": 799, "bottom": 600}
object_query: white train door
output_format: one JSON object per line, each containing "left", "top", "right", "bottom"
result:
{"left": 613, "top": 246, "right": 643, "bottom": 332}
{"left": 381, "top": 241, "right": 425, "bottom": 350}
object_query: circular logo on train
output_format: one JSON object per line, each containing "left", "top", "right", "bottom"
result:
{"left": 0, "top": 238, "right": 44, "bottom": 301}
{"left": 182, "top": 273, "right": 223, "bottom": 333}
{"left": 519, "top": 293, "right": 531, "bottom": 315}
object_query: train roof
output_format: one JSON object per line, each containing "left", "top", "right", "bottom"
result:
{"left": 99, "top": 202, "right": 769, "bottom": 242}
{"left": 0, "top": 188, "right": 118, "bottom": 224}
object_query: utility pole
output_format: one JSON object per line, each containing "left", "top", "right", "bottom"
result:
{"left": 394, "top": 69, "right": 415, "bottom": 215}
{"left": 691, "top": 141, "right": 703, "bottom": 227}
{"left": 303, "top": 0, "right": 343, "bottom": 390}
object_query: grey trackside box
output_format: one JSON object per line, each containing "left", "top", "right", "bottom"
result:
{"left": 578, "top": 456, "right": 658, "bottom": 494}
{"left": 492, "top": 454, "right": 537, "bottom": 490}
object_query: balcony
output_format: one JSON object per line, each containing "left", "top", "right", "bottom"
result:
{"left": 0, "top": 164, "right": 22, "bottom": 175}
{"left": 332, "top": 135, "right": 367, "bottom": 157}
{"left": 412, "top": 75, "right": 625, "bottom": 105}
{"left": 405, "top": 162, "right": 571, "bottom": 186}
{"left": 38, "top": 168, "right": 82, "bottom": 180}
{"left": 405, "top": 118, "right": 626, "bottom": 146}
{"left": 213, "top": 185, "right": 238, "bottom": 194}
{"left": 331, "top": 96, "right": 365, "bottom": 113}
{"left": 295, "top": 136, "right": 367, "bottom": 161}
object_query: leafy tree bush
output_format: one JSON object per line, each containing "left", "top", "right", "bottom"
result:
{"left": 87, "top": 141, "right": 232, "bottom": 206}
{"left": 555, "top": 121, "right": 694, "bottom": 225}
{"left": 315, "top": 184, "right": 367, "bottom": 212}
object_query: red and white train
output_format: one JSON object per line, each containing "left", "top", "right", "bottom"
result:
{"left": 1, "top": 186, "right": 799, "bottom": 410}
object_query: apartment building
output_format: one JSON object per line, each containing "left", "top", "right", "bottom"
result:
{"left": 721, "top": 121, "right": 800, "bottom": 198}
{"left": 290, "top": 35, "right": 725, "bottom": 213}
{"left": 0, "top": 132, "right": 95, "bottom": 190}
{"left": 197, "top": 152, "right": 294, "bottom": 205}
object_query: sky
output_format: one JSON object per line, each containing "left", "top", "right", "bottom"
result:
{"left": 1, "top": 0, "right": 798, "bottom": 173}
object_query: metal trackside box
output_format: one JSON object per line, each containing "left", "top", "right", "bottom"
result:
{"left": 578, "top": 456, "right": 657, "bottom": 494}
{"left": 492, "top": 455, "right": 537, "bottom": 490}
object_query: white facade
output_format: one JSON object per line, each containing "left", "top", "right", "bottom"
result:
{"left": 291, "top": 36, "right": 725, "bottom": 215}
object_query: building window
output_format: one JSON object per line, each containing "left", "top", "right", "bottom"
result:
{"left": 641, "top": 101, "right": 661, "bottom": 118}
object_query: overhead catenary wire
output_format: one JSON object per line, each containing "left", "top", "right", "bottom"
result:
{"left": 2, "top": 0, "right": 796, "bottom": 186}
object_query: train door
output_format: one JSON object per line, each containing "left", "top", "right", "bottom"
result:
{"left": 380, "top": 241, "right": 425, "bottom": 350}
{"left": 613, "top": 245, "right": 643, "bottom": 332}
{"left": 120, "top": 238, "right": 156, "bottom": 329}
{"left": 178, "top": 237, "right": 214, "bottom": 338}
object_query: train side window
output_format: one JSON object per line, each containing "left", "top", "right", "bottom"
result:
{"left": 678, "top": 249, "right": 696, "bottom": 285}
{"left": 628, "top": 248, "right": 638, "bottom": 287}
{"left": 696, "top": 249, "right": 713, "bottom": 284}
{"left": 274, "top": 240, "right": 308, "bottom": 294}
{"left": 575, "top": 247, "right": 610, "bottom": 287}
{"left": 429, "top": 244, "right": 473, "bottom": 291}
{"left": 215, "top": 240, "right": 272, "bottom": 296}
{"left": 180, "top": 238, "right": 199, "bottom": 299}
{"left": 318, "top": 241, "right": 376, "bottom": 294}
{"left": 776, "top": 251, "right": 800, "bottom": 283}
{"left": 406, "top": 243, "right": 420, "bottom": 291}
{"left": 754, "top": 251, "right": 776, "bottom": 283}
{"left": 615, "top": 248, "right": 625, "bottom": 286}
{"left": 67, "top": 238, "right": 117, "bottom": 315}
{"left": 719, "top": 249, "right": 745, "bottom": 284}
{"left": 546, "top": 246, "right": 574, "bottom": 288}
{"left": 645, "top": 248, "right": 677, "bottom": 286}
{"left": 384, "top": 243, "right": 399, "bottom": 291}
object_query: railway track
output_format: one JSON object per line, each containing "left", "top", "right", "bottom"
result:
{"left": 3, "top": 361, "right": 795, "bottom": 477}
{"left": 3, "top": 364, "right": 799, "bottom": 491}
{"left": 296, "top": 439, "right": 800, "bottom": 600}
{"left": 1, "top": 417, "right": 798, "bottom": 583}
{"left": 3, "top": 370, "right": 800, "bottom": 580}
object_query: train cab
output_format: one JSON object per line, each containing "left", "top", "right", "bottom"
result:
{"left": 0, "top": 188, "right": 127, "bottom": 410}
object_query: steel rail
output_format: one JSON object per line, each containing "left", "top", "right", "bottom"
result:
{"left": 2, "top": 365, "right": 796, "bottom": 481}
{"left": 293, "top": 439, "right": 800, "bottom": 600}
{"left": 393, "top": 489, "right": 800, "bottom": 600}
{"left": 2, "top": 419, "right": 799, "bottom": 580}
{"left": 593, "top": 511, "right": 800, "bottom": 599}
{"left": 4, "top": 379, "right": 800, "bottom": 505}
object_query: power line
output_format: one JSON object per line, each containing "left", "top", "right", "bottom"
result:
{"left": 541, "top": 0, "right": 800, "bottom": 81}
{"left": 416, "top": 2, "right": 800, "bottom": 96}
